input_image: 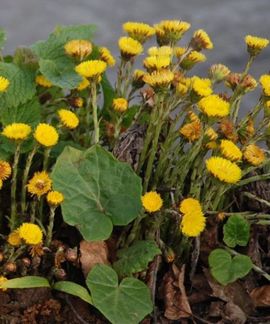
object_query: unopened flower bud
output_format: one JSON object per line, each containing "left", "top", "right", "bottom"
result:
{"left": 209, "top": 64, "right": 230, "bottom": 83}
{"left": 65, "top": 248, "right": 78, "bottom": 263}
{"left": 5, "top": 262, "right": 17, "bottom": 273}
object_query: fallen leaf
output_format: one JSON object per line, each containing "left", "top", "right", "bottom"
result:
{"left": 79, "top": 240, "right": 110, "bottom": 277}
{"left": 250, "top": 286, "right": 270, "bottom": 307}
{"left": 223, "top": 301, "right": 247, "bottom": 324}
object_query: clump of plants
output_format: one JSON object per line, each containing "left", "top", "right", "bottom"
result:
{"left": 0, "top": 21, "right": 270, "bottom": 323}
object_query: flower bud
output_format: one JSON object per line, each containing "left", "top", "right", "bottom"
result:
{"left": 5, "top": 262, "right": 17, "bottom": 273}
{"left": 209, "top": 64, "right": 230, "bottom": 83}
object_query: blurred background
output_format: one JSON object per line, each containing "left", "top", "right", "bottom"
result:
{"left": 1, "top": 0, "right": 270, "bottom": 106}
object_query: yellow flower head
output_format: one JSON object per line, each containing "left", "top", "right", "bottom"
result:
{"left": 220, "top": 139, "right": 242, "bottom": 162}
{"left": 176, "top": 77, "right": 190, "bottom": 96}
{"left": 148, "top": 46, "right": 173, "bottom": 57}
{"left": 0, "top": 276, "right": 8, "bottom": 291}
{"left": 243, "top": 144, "right": 265, "bottom": 166}
{"left": 181, "top": 51, "right": 206, "bottom": 70}
{"left": 0, "top": 76, "right": 10, "bottom": 92}
{"left": 209, "top": 64, "right": 230, "bottom": 83}
{"left": 34, "top": 123, "right": 59, "bottom": 147}
{"left": 2, "top": 123, "right": 31, "bottom": 141}
{"left": 72, "top": 97, "right": 84, "bottom": 108}
{"left": 155, "top": 20, "right": 191, "bottom": 45}
{"left": 181, "top": 211, "right": 206, "bottom": 237}
{"left": 143, "top": 55, "right": 171, "bottom": 71}
{"left": 0, "top": 160, "right": 11, "bottom": 180}
{"left": 58, "top": 109, "right": 79, "bottom": 129}
{"left": 99, "top": 47, "right": 116, "bottom": 66}
{"left": 77, "top": 77, "right": 90, "bottom": 91}
{"left": 260, "top": 74, "right": 270, "bottom": 96}
{"left": 112, "top": 98, "right": 128, "bottom": 112}
{"left": 179, "top": 120, "right": 202, "bottom": 142}
{"left": 123, "top": 22, "right": 155, "bottom": 43}
{"left": 133, "top": 69, "right": 145, "bottom": 87}
{"left": 27, "top": 171, "right": 52, "bottom": 197}
{"left": 206, "top": 156, "right": 242, "bottom": 184}
{"left": 75, "top": 60, "right": 107, "bottom": 79}
{"left": 143, "top": 70, "right": 174, "bottom": 89}
{"left": 245, "top": 35, "right": 269, "bottom": 56}
{"left": 142, "top": 191, "right": 163, "bottom": 213}
{"left": 18, "top": 223, "right": 43, "bottom": 245}
{"left": 191, "top": 29, "right": 213, "bottom": 50}
{"left": 35, "top": 75, "right": 53, "bottom": 88}
{"left": 64, "top": 39, "right": 92, "bottom": 60}
{"left": 0, "top": 179, "right": 3, "bottom": 190}
{"left": 187, "top": 111, "right": 200, "bottom": 123}
{"left": 191, "top": 77, "right": 212, "bottom": 97}
{"left": 179, "top": 197, "right": 202, "bottom": 214}
{"left": 47, "top": 191, "right": 64, "bottom": 207}
{"left": 174, "top": 47, "right": 186, "bottom": 58}
{"left": 118, "top": 37, "right": 143, "bottom": 59}
{"left": 7, "top": 229, "right": 22, "bottom": 246}
{"left": 198, "top": 95, "right": 230, "bottom": 117}
{"left": 205, "top": 127, "right": 218, "bottom": 141}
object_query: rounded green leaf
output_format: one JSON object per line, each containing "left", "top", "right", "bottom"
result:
{"left": 51, "top": 145, "right": 142, "bottom": 241}
{"left": 223, "top": 215, "right": 250, "bottom": 248}
{"left": 87, "top": 264, "right": 153, "bottom": 324}
{"left": 53, "top": 281, "right": 92, "bottom": 305}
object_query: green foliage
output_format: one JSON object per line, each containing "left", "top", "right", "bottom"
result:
{"left": 209, "top": 249, "right": 253, "bottom": 285}
{"left": 87, "top": 264, "right": 153, "bottom": 324}
{"left": 0, "top": 28, "right": 6, "bottom": 50}
{"left": 101, "top": 73, "right": 115, "bottom": 110}
{"left": 32, "top": 24, "right": 96, "bottom": 89}
{"left": 113, "top": 240, "right": 161, "bottom": 277}
{"left": 0, "top": 62, "right": 36, "bottom": 108}
{"left": 0, "top": 276, "right": 50, "bottom": 289}
{"left": 51, "top": 145, "right": 142, "bottom": 241}
{"left": 53, "top": 281, "right": 92, "bottom": 304}
{"left": 223, "top": 215, "right": 250, "bottom": 248}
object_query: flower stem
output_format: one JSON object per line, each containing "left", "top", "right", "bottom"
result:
{"left": 10, "top": 143, "right": 21, "bottom": 230}
{"left": 43, "top": 148, "right": 51, "bottom": 171}
{"left": 91, "top": 83, "right": 99, "bottom": 145}
{"left": 46, "top": 206, "right": 56, "bottom": 246}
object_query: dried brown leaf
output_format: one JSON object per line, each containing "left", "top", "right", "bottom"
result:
{"left": 79, "top": 240, "right": 110, "bottom": 277}
{"left": 250, "top": 285, "right": 270, "bottom": 307}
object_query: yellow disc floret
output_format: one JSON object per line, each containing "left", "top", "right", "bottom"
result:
{"left": 245, "top": 35, "right": 269, "bottom": 56}
{"left": 75, "top": 60, "right": 107, "bottom": 79}
{"left": 0, "top": 76, "right": 10, "bottom": 92}
{"left": 243, "top": 144, "right": 265, "bottom": 166}
{"left": 143, "top": 70, "right": 174, "bottom": 89}
{"left": 198, "top": 95, "right": 230, "bottom": 117}
{"left": 18, "top": 223, "right": 43, "bottom": 245}
{"left": 142, "top": 191, "right": 163, "bottom": 213}
{"left": 34, "top": 123, "right": 59, "bottom": 147}
{"left": 179, "top": 197, "right": 202, "bottom": 214}
{"left": 7, "top": 230, "right": 22, "bottom": 246}
{"left": 118, "top": 37, "right": 143, "bottom": 59}
{"left": 112, "top": 98, "right": 128, "bottom": 112}
{"left": 2, "top": 123, "right": 31, "bottom": 141}
{"left": 47, "top": 191, "right": 64, "bottom": 207}
{"left": 58, "top": 109, "right": 79, "bottom": 129}
{"left": 220, "top": 139, "right": 242, "bottom": 162}
{"left": 123, "top": 22, "right": 155, "bottom": 43}
{"left": 27, "top": 171, "right": 52, "bottom": 197}
{"left": 192, "top": 77, "right": 212, "bottom": 97}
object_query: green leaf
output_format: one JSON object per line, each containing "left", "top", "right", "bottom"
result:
{"left": 51, "top": 145, "right": 142, "bottom": 241}
{"left": 87, "top": 264, "right": 153, "bottom": 324}
{"left": 101, "top": 74, "right": 115, "bottom": 110}
{"left": 0, "top": 276, "right": 50, "bottom": 289}
{"left": 0, "top": 63, "right": 36, "bottom": 108}
{"left": 0, "top": 28, "right": 7, "bottom": 50}
{"left": 1, "top": 97, "right": 41, "bottom": 127}
{"left": 209, "top": 249, "right": 253, "bottom": 285}
{"left": 13, "top": 47, "right": 39, "bottom": 71}
{"left": 223, "top": 215, "right": 250, "bottom": 248}
{"left": 113, "top": 240, "right": 161, "bottom": 277}
{"left": 53, "top": 281, "right": 92, "bottom": 304}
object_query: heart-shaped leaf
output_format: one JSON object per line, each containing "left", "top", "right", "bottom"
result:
{"left": 223, "top": 215, "right": 250, "bottom": 248}
{"left": 209, "top": 249, "right": 253, "bottom": 285}
{"left": 51, "top": 145, "right": 142, "bottom": 241}
{"left": 87, "top": 264, "right": 153, "bottom": 324}
{"left": 113, "top": 240, "right": 161, "bottom": 277}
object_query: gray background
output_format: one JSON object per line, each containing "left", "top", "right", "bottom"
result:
{"left": 1, "top": 0, "right": 270, "bottom": 106}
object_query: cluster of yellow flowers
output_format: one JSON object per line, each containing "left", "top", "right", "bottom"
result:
{"left": 8, "top": 223, "right": 43, "bottom": 246}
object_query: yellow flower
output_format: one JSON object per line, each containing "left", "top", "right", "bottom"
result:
{"left": 34, "top": 123, "right": 59, "bottom": 147}
{"left": 0, "top": 179, "right": 3, "bottom": 190}
{"left": 47, "top": 191, "right": 64, "bottom": 207}
{"left": 27, "top": 171, "right": 52, "bottom": 197}
{"left": 209, "top": 64, "right": 230, "bottom": 83}
{"left": 148, "top": 46, "right": 173, "bottom": 57}
{"left": 112, "top": 98, "right": 128, "bottom": 112}
{"left": 143, "top": 55, "right": 171, "bottom": 71}
{"left": 176, "top": 77, "right": 190, "bottom": 96}
{"left": 58, "top": 109, "right": 79, "bottom": 129}
{"left": 0, "top": 276, "right": 8, "bottom": 291}
{"left": 123, "top": 22, "right": 155, "bottom": 43}
{"left": 35, "top": 75, "right": 53, "bottom": 88}
{"left": 198, "top": 95, "right": 230, "bottom": 117}
{"left": 99, "top": 47, "right": 116, "bottom": 66}
{"left": 75, "top": 60, "right": 107, "bottom": 79}
{"left": 133, "top": 69, "right": 145, "bottom": 83}
{"left": 155, "top": 20, "right": 191, "bottom": 45}
{"left": 179, "top": 197, "right": 202, "bottom": 214}
{"left": 181, "top": 211, "right": 206, "bottom": 237}
{"left": 243, "top": 144, "right": 265, "bottom": 166}
{"left": 0, "top": 160, "right": 11, "bottom": 180}
{"left": 205, "top": 127, "right": 218, "bottom": 141}
{"left": 206, "top": 156, "right": 242, "bottom": 184}
{"left": 245, "top": 35, "right": 269, "bottom": 56}
{"left": 7, "top": 230, "right": 21, "bottom": 246}
{"left": 0, "top": 76, "right": 10, "bottom": 92}
{"left": 181, "top": 51, "right": 206, "bottom": 69}
{"left": 77, "top": 77, "right": 90, "bottom": 91}
{"left": 179, "top": 120, "right": 202, "bottom": 142}
{"left": 142, "top": 191, "right": 163, "bottom": 213}
{"left": 174, "top": 47, "right": 186, "bottom": 58}
{"left": 143, "top": 70, "right": 174, "bottom": 89}
{"left": 2, "top": 123, "right": 31, "bottom": 141}
{"left": 191, "top": 29, "right": 213, "bottom": 50}
{"left": 206, "top": 141, "right": 218, "bottom": 150}
{"left": 187, "top": 111, "right": 200, "bottom": 123}
{"left": 64, "top": 39, "right": 92, "bottom": 60}
{"left": 220, "top": 139, "right": 242, "bottom": 162}
{"left": 260, "top": 75, "right": 270, "bottom": 96}
{"left": 192, "top": 77, "right": 212, "bottom": 97}
{"left": 72, "top": 97, "right": 84, "bottom": 108}
{"left": 18, "top": 223, "right": 43, "bottom": 245}
{"left": 118, "top": 37, "right": 143, "bottom": 59}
